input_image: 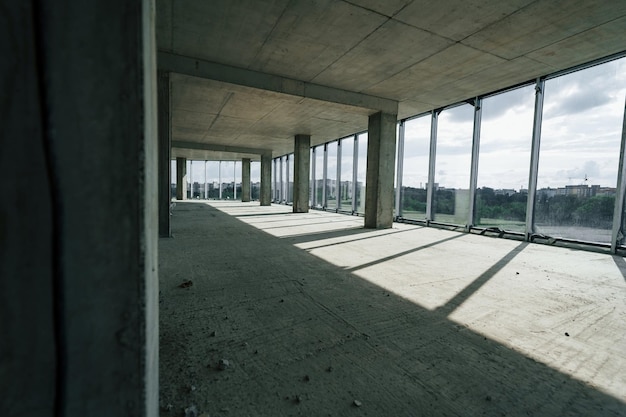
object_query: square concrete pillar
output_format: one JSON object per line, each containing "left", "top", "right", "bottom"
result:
{"left": 293, "top": 134, "right": 311, "bottom": 213}
{"left": 158, "top": 71, "right": 171, "bottom": 237}
{"left": 176, "top": 157, "right": 187, "bottom": 200}
{"left": 241, "top": 158, "right": 251, "bottom": 202}
{"left": 260, "top": 153, "right": 272, "bottom": 206}
{"left": 1, "top": 0, "right": 159, "bottom": 416}
{"left": 365, "top": 111, "right": 397, "bottom": 229}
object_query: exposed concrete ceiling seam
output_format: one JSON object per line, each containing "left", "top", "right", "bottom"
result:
{"left": 248, "top": 0, "right": 293, "bottom": 69}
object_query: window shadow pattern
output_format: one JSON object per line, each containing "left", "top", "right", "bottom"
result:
{"left": 159, "top": 202, "right": 626, "bottom": 416}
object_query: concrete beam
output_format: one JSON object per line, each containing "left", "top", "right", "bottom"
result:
{"left": 158, "top": 51, "right": 399, "bottom": 114}
{"left": 365, "top": 111, "right": 397, "bottom": 229}
{"left": 293, "top": 135, "right": 311, "bottom": 213}
{"left": 172, "top": 140, "right": 266, "bottom": 156}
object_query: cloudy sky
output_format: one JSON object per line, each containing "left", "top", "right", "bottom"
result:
{"left": 181, "top": 56, "right": 626, "bottom": 193}
{"left": 402, "top": 56, "right": 626, "bottom": 191}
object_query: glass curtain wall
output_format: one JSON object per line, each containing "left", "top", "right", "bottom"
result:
{"left": 280, "top": 155, "right": 287, "bottom": 203}
{"left": 220, "top": 161, "right": 235, "bottom": 199}
{"left": 251, "top": 161, "right": 260, "bottom": 200}
{"left": 314, "top": 145, "right": 324, "bottom": 208}
{"left": 287, "top": 153, "right": 294, "bottom": 205}
{"left": 401, "top": 116, "right": 430, "bottom": 220}
{"left": 433, "top": 104, "right": 474, "bottom": 224}
{"left": 326, "top": 141, "right": 338, "bottom": 209}
{"left": 476, "top": 85, "right": 535, "bottom": 232}
{"left": 355, "top": 133, "right": 368, "bottom": 213}
{"left": 340, "top": 136, "right": 354, "bottom": 211}
{"left": 535, "top": 58, "right": 626, "bottom": 243}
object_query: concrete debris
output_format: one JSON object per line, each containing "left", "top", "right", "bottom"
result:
{"left": 179, "top": 280, "right": 193, "bottom": 288}
{"left": 296, "top": 395, "right": 303, "bottom": 403}
{"left": 209, "top": 330, "right": 216, "bottom": 337}
{"left": 485, "top": 395, "right": 492, "bottom": 401}
{"left": 218, "top": 359, "right": 230, "bottom": 370}
{"left": 184, "top": 405, "right": 198, "bottom": 417}
{"left": 353, "top": 399, "right": 362, "bottom": 407}
{"left": 303, "top": 375, "right": 310, "bottom": 382}
{"left": 326, "top": 366, "right": 333, "bottom": 372}
{"left": 565, "top": 332, "right": 570, "bottom": 337}
{"left": 189, "top": 385, "right": 196, "bottom": 392}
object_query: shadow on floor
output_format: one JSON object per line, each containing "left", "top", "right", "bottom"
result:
{"left": 159, "top": 202, "right": 625, "bottom": 417}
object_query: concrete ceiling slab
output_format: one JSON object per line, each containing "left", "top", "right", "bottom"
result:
{"left": 462, "top": 0, "right": 626, "bottom": 60}
{"left": 158, "top": 0, "right": 626, "bottom": 161}
{"left": 311, "top": 19, "right": 454, "bottom": 92}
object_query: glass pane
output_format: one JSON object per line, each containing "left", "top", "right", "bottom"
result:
{"left": 434, "top": 104, "right": 474, "bottom": 225}
{"left": 251, "top": 161, "right": 260, "bottom": 200}
{"left": 477, "top": 85, "right": 534, "bottom": 232}
{"left": 340, "top": 137, "right": 354, "bottom": 211}
{"left": 326, "top": 141, "right": 338, "bottom": 209}
{"left": 356, "top": 133, "right": 368, "bottom": 214}
{"left": 219, "top": 161, "right": 233, "bottom": 199}
{"left": 535, "top": 57, "right": 626, "bottom": 243}
{"left": 234, "top": 161, "right": 241, "bottom": 200}
{"left": 171, "top": 160, "right": 176, "bottom": 199}
{"left": 315, "top": 145, "right": 324, "bottom": 208}
{"left": 204, "top": 161, "right": 216, "bottom": 199}
{"left": 281, "top": 156, "right": 287, "bottom": 203}
{"left": 288, "top": 153, "right": 294, "bottom": 204}
{"left": 401, "top": 116, "right": 430, "bottom": 220}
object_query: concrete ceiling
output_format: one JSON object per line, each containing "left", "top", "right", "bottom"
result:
{"left": 157, "top": 0, "right": 626, "bottom": 160}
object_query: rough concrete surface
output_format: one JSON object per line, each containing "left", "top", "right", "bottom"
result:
{"left": 159, "top": 201, "right": 626, "bottom": 416}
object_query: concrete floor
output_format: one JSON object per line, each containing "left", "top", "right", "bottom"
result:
{"left": 159, "top": 201, "right": 626, "bottom": 417}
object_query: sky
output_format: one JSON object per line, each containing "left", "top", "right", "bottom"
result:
{"left": 180, "top": 56, "right": 626, "bottom": 192}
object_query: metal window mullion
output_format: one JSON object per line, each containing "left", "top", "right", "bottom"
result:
{"left": 611, "top": 97, "right": 626, "bottom": 253}
{"left": 426, "top": 110, "right": 439, "bottom": 221}
{"left": 525, "top": 78, "right": 545, "bottom": 241}
{"left": 395, "top": 120, "right": 405, "bottom": 218}
{"left": 352, "top": 135, "right": 359, "bottom": 213}
{"left": 468, "top": 98, "right": 482, "bottom": 229}
{"left": 336, "top": 140, "right": 342, "bottom": 211}
{"left": 323, "top": 143, "right": 328, "bottom": 209}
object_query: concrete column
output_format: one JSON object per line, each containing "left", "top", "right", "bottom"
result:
{"left": 242, "top": 158, "right": 251, "bottom": 202}
{"left": 1, "top": 0, "right": 159, "bottom": 416}
{"left": 176, "top": 157, "right": 187, "bottom": 200}
{"left": 260, "top": 153, "right": 272, "bottom": 206}
{"left": 158, "top": 71, "right": 171, "bottom": 237}
{"left": 293, "top": 134, "right": 311, "bottom": 213}
{"left": 365, "top": 111, "right": 397, "bottom": 229}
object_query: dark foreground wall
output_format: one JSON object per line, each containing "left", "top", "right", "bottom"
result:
{"left": 0, "top": 1, "right": 158, "bottom": 416}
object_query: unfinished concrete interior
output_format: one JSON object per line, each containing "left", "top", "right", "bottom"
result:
{"left": 3, "top": 0, "right": 626, "bottom": 416}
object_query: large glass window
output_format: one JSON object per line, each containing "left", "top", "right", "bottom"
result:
{"left": 339, "top": 136, "right": 354, "bottom": 211}
{"left": 476, "top": 85, "right": 535, "bottom": 232}
{"left": 433, "top": 104, "right": 474, "bottom": 225}
{"left": 287, "top": 153, "right": 294, "bottom": 205}
{"left": 401, "top": 116, "right": 430, "bottom": 220}
{"left": 251, "top": 161, "right": 260, "bottom": 201}
{"left": 355, "top": 133, "right": 368, "bottom": 213}
{"left": 221, "top": 161, "right": 235, "bottom": 199}
{"left": 535, "top": 57, "right": 626, "bottom": 243}
{"left": 326, "top": 141, "right": 338, "bottom": 209}
{"left": 314, "top": 145, "right": 324, "bottom": 208}
{"left": 280, "top": 155, "right": 287, "bottom": 203}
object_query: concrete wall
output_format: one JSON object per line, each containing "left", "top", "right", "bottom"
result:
{"left": 0, "top": 1, "right": 159, "bottom": 416}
